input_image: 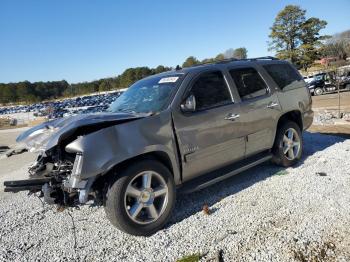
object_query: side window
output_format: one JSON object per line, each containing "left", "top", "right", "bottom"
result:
{"left": 190, "top": 71, "right": 232, "bottom": 110}
{"left": 263, "top": 64, "right": 303, "bottom": 90}
{"left": 229, "top": 68, "right": 268, "bottom": 100}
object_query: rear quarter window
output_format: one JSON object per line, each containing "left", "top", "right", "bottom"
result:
{"left": 263, "top": 64, "right": 304, "bottom": 91}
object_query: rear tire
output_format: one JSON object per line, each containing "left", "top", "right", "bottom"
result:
{"left": 104, "top": 159, "right": 176, "bottom": 236}
{"left": 272, "top": 121, "right": 303, "bottom": 167}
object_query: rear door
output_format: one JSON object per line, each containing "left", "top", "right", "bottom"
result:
{"left": 228, "top": 66, "right": 282, "bottom": 156}
{"left": 261, "top": 62, "right": 312, "bottom": 126}
{"left": 172, "top": 70, "right": 246, "bottom": 182}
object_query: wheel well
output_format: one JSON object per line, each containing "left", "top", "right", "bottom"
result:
{"left": 277, "top": 110, "right": 303, "bottom": 131}
{"left": 91, "top": 151, "right": 174, "bottom": 206}
{"left": 92, "top": 151, "right": 174, "bottom": 194}
{"left": 104, "top": 151, "right": 174, "bottom": 180}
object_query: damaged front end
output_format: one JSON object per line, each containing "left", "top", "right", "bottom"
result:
{"left": 3, "top": 112, "right": 144, "bottom": 207}
{"left": 5, "top": 147, "right": 97, "bottom": 207}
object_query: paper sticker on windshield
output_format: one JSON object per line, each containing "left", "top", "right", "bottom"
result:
{"left": 158, "top": 77, "right": 179, "bottom": 84}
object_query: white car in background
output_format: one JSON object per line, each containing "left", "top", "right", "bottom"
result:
{"left": 303, "top": 75, "right": 315, "bottom": 84}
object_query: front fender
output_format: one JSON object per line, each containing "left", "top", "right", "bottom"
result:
{"left": 65, "top": 111, "right": 181, "bottom": 184}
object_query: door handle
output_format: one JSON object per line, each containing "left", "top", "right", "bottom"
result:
{"left": 267, "top": 101, "right": 279, "bottom": 109}
{"left": 224, "top": 113, "right": 240, "bottom": 121}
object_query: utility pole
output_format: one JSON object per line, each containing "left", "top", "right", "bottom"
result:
{"left": 336, "top": 68, "right": 342, "bottom": 119}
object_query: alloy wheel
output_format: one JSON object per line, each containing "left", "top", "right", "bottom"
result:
{"left": 282, "top": 128, "right": 301, "bottom": 161}
{"left": 124, "top": 171, "right": 168, "bottom": 225}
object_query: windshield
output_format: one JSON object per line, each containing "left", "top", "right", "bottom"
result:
{"left": 314, "top": 75, "right": 323, "bottom": 81}
{"left": 108, "top": 74, "right": 182, "bottom": 114}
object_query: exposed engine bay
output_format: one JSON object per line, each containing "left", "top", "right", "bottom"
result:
{"left": 5, "top": 144, "right": 99, "bottom": 207}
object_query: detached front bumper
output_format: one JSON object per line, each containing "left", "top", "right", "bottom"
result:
{"left": 4, "top": 178, "right": 51, "bottom": 193}
{"left": 3, "top": 153, "right": 96, "bottom": 206}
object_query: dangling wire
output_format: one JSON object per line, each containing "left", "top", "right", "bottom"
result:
{"left": 67, "top": 211, "right": 77, "bottom": 250}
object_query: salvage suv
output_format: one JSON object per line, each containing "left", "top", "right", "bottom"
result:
{"left": 4, "top": 57, "right": 313, "bottom": 236}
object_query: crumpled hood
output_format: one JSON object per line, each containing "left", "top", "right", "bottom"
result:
{"left": 17, "top": 112, "right": 145, "bottom": 152}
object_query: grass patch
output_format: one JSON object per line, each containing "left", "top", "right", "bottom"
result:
{"left": 176, "top": 253, "right": 201, "bottom": 262}
{"left": 275, "top": 170, "right": 289, "bottom": 176}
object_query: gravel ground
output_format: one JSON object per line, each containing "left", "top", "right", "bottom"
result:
{"left": 313, "top": 111, "right": 350, "bottom": 125}
{"left": 1, "top": 132, "right": 350, "bottom": 261}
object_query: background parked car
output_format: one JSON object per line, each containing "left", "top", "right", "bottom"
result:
{"left": 307, "top": 73, "right": 335, "bottom": 96}
{"left": 0, "top": 90, "right": 124, "bottom": 119}
{"left": 303, "top": 75, "right": 315, "bottom": 84}
{"left": 307, "top": 70, "right": 350, "bottom": 96}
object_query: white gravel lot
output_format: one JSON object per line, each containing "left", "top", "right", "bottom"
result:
{"left": 0, "top": 132, "right": 350, "bottom": 261}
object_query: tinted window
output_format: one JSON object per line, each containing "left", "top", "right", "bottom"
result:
{"left": 190, "top": 71, "right": 231, "bottom": 110}
{"left": 229, "top": 68, "right": 268, "bottom": 100}
{"left": 263, "top": 64, "right": 303, "bottom": 90}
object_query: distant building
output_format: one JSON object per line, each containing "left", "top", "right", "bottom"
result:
{"left": 315, "top": 57, "right": 338, "bottom": 66}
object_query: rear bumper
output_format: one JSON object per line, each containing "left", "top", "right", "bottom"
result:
{"left": 303, "top": 110, "right": 314, "bottom": 130}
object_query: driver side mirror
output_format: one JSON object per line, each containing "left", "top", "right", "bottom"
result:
{"left": 180, "top": 95, "right": 196, "bottom": 112}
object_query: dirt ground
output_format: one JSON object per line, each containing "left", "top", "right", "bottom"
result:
{"left": 0, "top": 127, "right": 29, "bottom": 147}
{"left": 308, "top": 124, "right": 350, "bottom": 136}
{"left": 312, "top": 91, "right": 350, "bottom": 112}
{"left": 0, "top": 128, "right": 36, "bottom": 194}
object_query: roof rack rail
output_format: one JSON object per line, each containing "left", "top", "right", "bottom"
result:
{"left": 249, "top": 56, "right": 279, "bottom": 61}
{"left": 215, "top": 56, "right": 279, "bottom": 64}
{"left": 215, "top": 58, "right": 239, "bottom": 64}
{"left": 185, "top": 56, "right": 279, "bottom": 69}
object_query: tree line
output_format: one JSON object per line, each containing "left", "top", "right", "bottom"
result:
{"left": 0, "top": 66, "right": 172, "bottom": 104}
{"left": 0, "top": 48, "right": 247, "bottom": 104}
{"left": 182, "top": 47, "right": 247, "bottom": 68}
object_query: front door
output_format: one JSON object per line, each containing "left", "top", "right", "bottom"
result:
{"left": 173, "top": 70, "right": 246, "bottom": 182}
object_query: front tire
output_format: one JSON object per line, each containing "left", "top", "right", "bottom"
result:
{"left": 104, "top": 159, "right": 176, "bottom": 236}
{"left": 314, "top": 87, "right": 323, "bottom": 96}
{"left": 272, "top": 121, "right": 303, "bottom": 167}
